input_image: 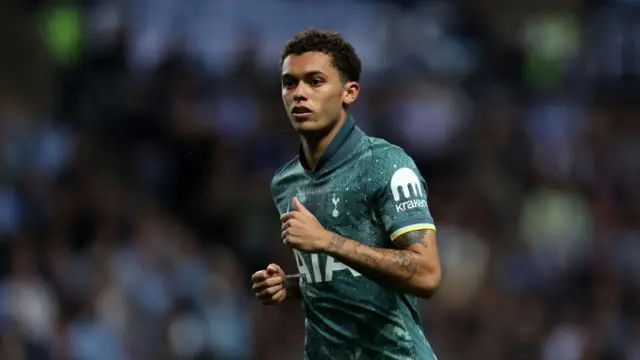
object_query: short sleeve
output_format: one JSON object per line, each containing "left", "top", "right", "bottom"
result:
{"left": 371, "top": 148, "right": 436, "bottom": 241}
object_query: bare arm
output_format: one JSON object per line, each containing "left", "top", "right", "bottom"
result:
{"left": 283, "top": 274, "right": 302, "bottom": 300}
{"left": 324, "top": 229, "right": 441, "bottom": 298}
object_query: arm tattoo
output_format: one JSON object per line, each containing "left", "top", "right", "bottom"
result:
{"left": 394, "top": 230, "right": 429, "bottom": 249}
{"left": 323, "top": 229, "right": 436, "bottom": 296}
{"left": 349, "top": 239, "right": 419, "bottom": 282}
{"left": 325, "top": 230, "right": 429, "bottom": 286}
{"left": 326, "top": 232, "right": 346, "bottom": 253}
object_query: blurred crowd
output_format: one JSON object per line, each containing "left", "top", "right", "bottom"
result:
{"left": 1, "top": 0, "right": 640, "bottom": 359}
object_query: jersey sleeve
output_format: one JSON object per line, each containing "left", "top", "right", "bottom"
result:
{"left": 371, "top": 148, "right": 436, "bottom": 241}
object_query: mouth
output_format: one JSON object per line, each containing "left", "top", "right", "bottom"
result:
{"left": 291, "top": 106, "right": 312, "bottom": 119}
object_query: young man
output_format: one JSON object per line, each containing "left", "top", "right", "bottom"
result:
{"left": 251, "top": 29, "right": 441, "bottom": 360}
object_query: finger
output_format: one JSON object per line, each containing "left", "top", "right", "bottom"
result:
{"left": 261, "top": 288, "right": 286, "bottom": 305}
{"left": 251, "top": 270, "right": 268, "bottom": 283}
{"left": 293, "top": 197, "right": 312, "bottom": 215}
{"left": 252, "top": 276, "right": 284, "bottom": 292}
{"left": 266, "top": 263, "right": 282, "bottom": 276}
{"left": 281, "top": 221, "right": 291, "bottom": 231}
{"left": 272, "top": 288, "right": 286, "bottom": 302}
{"left": 280, "top": 212, "right": 296, "bottom": 222}
{"left": 257, "top": 284, "right": 283, "bottom": 299}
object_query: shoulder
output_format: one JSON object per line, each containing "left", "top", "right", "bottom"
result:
{"left": 358, "top": 136, "right": 422, "bottom": 195}
{"left": 362, "top": 136, "right": 417, "bottom": 171}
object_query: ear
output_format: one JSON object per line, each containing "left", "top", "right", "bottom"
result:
{"left": 342, "top": 81, "right": 360, "bottom": 105}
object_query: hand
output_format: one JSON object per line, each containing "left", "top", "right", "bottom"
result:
{"left": 251, "top": 263, "right": 286, "bottom": 305}
{"left": 281, "top": 197, "right": 332, "bottom": 253}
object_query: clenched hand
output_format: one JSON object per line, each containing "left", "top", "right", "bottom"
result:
{"left": 251, "top": 263, "right": 287, "bottom": 305}
{"left": 281, "top": 197, "right": 332, "bottom": 253}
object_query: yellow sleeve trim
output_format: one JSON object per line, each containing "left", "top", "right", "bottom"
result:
{"left": 390, "top": 223, "right": 436, "bottom": 241}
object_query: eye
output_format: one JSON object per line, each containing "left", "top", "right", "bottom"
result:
{"left": 311, "top": 78, "right": 323, "bottom": 86}
{"left": 282, "top": 79, "right": 297, "bottom": 89}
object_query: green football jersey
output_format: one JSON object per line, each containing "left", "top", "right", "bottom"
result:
{"left": 271, "top": 116, "right": 438, "bottom": 360}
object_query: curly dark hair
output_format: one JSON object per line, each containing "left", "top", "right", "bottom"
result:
{"left": 280, "top": 28, "right": 362, "bottom": 83}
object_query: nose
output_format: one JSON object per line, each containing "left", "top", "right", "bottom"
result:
{"left": 292, "top": 84, "right": 308, "bottom": 102}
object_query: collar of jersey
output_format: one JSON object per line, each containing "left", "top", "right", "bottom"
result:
{"left": 299, "top": 115, "right": 362, "bottom": 175}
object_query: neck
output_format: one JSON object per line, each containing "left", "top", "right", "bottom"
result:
{"left": 301, "top": 113, "right": 348, "bottom": 170}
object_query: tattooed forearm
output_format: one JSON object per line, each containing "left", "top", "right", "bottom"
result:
{"left": 394, "top": 230, "right": 429, "bottom": 249}
{"left": 348, "top": 240, "right": 419, "bottom": 282}
{"left": 326, "top": 233, "right": 346, "bottom": 253}
{"left": 324, "top": 232, "right": 429, "bottom": 295}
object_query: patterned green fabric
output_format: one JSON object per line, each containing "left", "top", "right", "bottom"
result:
{"left": 271, "top": 118, "right": 437, "bottom": 360}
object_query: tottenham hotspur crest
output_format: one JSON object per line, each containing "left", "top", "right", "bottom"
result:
{"left": 331, "top": 194, "right": 340, "bottom": 217}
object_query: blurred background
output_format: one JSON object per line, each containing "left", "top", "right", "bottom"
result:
{"left": 1, "top": 0, "right": 640, "bottom": 359}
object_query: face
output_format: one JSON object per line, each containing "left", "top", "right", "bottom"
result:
{"left": 281, "top": 52, "right": 359, "bottom": 134}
